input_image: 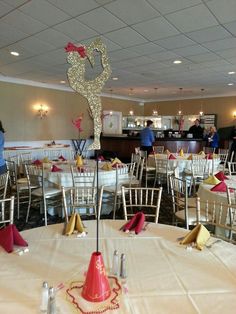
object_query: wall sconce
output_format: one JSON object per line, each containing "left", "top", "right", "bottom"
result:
{"left": 233, "top": 111, "right": 236, "bottom": 118}
{"left": 37, "top": 104, "right": 48, "bottom": 119}
{"left": 129, "top": 110, "right": 134, "bottom": 116}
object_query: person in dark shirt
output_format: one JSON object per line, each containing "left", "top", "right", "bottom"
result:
{"left": 188, "top": 119, "right": 203, "bottom": 138}
{"left": 230, "top": 126, "right": 236, "bottom": 161}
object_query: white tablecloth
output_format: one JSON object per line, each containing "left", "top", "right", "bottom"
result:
{"left": 0, "top": 220, "right": 236, "bottom": 313}
{"left": 148, "top": 154, "right": 221, "bottom": 174}
{"left": 45, "top": 160, "right": 129, "bottom": 188}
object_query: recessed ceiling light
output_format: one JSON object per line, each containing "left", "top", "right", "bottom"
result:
{"left": 144, "top": 89, "right": 148, "bottom": 92}
{"left": 60, "top": 80, "right": 66, "bottom": 84}
{"left": 112, "top": 77, "right": 118, "bottom": 80}
{"left": 173, "top": 60, "right": 182, "bottom": 64}
{"left": 10, "top": 51, "right": 19, "bottom": 56}
{"left": 228, "top": 71, "right": 235, "bottom": 75}
{"left": 228, "top": 83, "right": 234, "bottom": 86}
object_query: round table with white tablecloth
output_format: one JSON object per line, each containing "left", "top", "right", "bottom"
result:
{"left": 0, "top": 220, "right": 236, "bottom": 314}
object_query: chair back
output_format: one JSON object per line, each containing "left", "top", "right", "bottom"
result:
{"left": 203, "top": 147, "right": 215, "bottom": 154}
{"left": 228, "top": 162, "right": 236, "bottom": 176}
{"left": 217, "top": 149, "right": 229, "bottom": 173}
{"left": 0, "top": 172, "right": 9, "bottom": 200}
{"left": 62, "top": 185, "right": 104, "bottom": 220}
{"left": 121, "top": 186, "right": 162, "bottom": 223}
{"left": 169, "top": 175, "right": 191, "bottom": 229}
{"left": 0, "top": 196, "right": 14, "bottom": 226}
{"left": 196, "top": 197, "right": 233, "bottom": 241}
{"left": 5, "top": 160, "right": 18, "bottom": 189}
{"left": 152, "top": 145, "right": 164, "bottom": 154}
{"left": 70, "top": 165, "right": 96, "bottom": 187}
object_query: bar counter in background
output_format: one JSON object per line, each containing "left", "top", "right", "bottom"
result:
{"left": 100, "top": 135, "right": 206, "bottom": 160}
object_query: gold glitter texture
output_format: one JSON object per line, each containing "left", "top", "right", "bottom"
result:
{"left": 66, "top": 38, "right": 112, "bottom": 150}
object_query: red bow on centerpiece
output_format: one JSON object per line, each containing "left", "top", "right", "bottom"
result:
{"left": 65, "top": 42, "right": 87, "bottom": 58}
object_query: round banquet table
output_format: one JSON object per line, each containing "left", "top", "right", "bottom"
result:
{"left": 0, "top": 220, "right": 236, "bottom": 313}
{"left": 43, "top": 160, "right": 129, "bottom": 188}
{"left": 148, "top": 154, "right": 221, "bottom": 175}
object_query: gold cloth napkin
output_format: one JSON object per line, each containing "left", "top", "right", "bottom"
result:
{"left": 42, "top": 157, "right": 50, "bottom": 163}
{"left": 165, "top": 149, "right": 170, "bottom": 155}
{"left": 187, "top": 154, "right": 192, "bottom": 160}
{"left": 180, "top": 224, "right": 210, "bottom": 250}
{"left": 76, "top": 155, "right": 83, "bottom": 167}
{"left": 203, "top": 175, "right": 221, "bottom": 185}
{"left": 198, "top": 151, "right": 205, "bottom": 155}
{"left": 65, "top": 213, "right": 84, "bottom": 235}
{"left": 179, "top": 148, "right": 184, "bottom": 157}
{"left": 101, "top": 162, "right": 113, "bottom": 171}
{"left": 111, "top": 157, "right": 122, "bottom": 166}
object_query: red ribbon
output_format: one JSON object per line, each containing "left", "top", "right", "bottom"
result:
{"left": 65, "top": 42, "right": 87, "bottom": 58}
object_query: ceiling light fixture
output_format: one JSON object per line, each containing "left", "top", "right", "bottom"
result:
{"left": 60, "top": 80, "right": 66, "bottom": 84}
{"left": 199, "top": 88, "right": 205, "bottom": 116}
{"left": 10, "top": 51, "right": 19, "bottom": 56}
{"left": 173, "top": 60, "right": 182, "bottom": 64}
{"left": 112, "top": 77, "right": 118, "bottom": 80}
{"left": 228, "top": 71, "right": 235, "bottom": 75}
{"left": 228, "top": 83, "right": 234, "bottom": 86}
{"left": 177, "top": 87, "right": 183, "bottom": 115}
{"left": 152, "top": 88, "right": 158, "bottom": 116}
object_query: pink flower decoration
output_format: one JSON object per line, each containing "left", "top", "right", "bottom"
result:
{"left": 72, "top": 115, "right": 83, "bottom": 132}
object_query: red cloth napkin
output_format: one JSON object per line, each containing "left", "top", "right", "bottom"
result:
{"left": 205, "top": 153, "right": 213, "bottom": 159}
{"left": 12, "top": 224, "right": 28, "bottom": 247}
{"left": 98, "top": 155, "right": 105, "bottom": 161}
{"left": 168, "top": 154, "right": 176, "bottom": 160}
{"left": 0, "top": 225, "right": 13, "bottom": 253}
{"left": 58, "top": 155, "right": 66, "bottom": 161}
{"left": 0, "top": 224, "right": 28, "bottom": 253}
{"left": 215, "top": 171, "right": 228, "bottom": 181}
{"left": 33, "top": 159, "right": 42, "bottom": 165}
{"left": 122, "top": 212, "right": 145, "bottom": 235}
{"left": 51, "top": 165, "right": 63, "bottom": 172}
{"left": 77, "top": 166, "right": 85, "bottom": 173}
{"left": 210, "top": 181, "right": 228, "bottom": 192}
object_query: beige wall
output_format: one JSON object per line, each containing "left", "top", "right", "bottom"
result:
{"left": 1, "top": 80, "right": 235, "bottom": 141}
{"left": 0, "top": 81, "right": 138, "bottom": 141}
{"left": 145, "top": 96, "right": 236, "bottom": 129}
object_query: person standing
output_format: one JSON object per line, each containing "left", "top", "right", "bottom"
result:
{"left": 140, "top": 120, "right": 155, "bottom": 155}
{"left": 188, "top": 119, "right": 203, "bottom": 138}
{"left": 0, "top": 121, "right": 6, "bottom": 175}
{"left": 208, "top": 126, "right": 219, "bottom": 150}
{"left": 230, "top": 125, "right": 236, "bottom": 161}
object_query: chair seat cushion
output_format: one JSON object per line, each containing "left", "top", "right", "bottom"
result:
{"left": 175, "top": 208, "right": 212, "bottom": 225}
{"left": 32, "top": 187, "right": 61, "bottom": 197}
{"left": 17, "top": 177, "right": 28, "bottom": 184}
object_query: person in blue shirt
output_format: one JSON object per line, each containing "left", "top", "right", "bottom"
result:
{"left": 140, "top": 120, "right": 155, "bottom": 155}
{"left": 208, "top": 126, "right": 219, "bottom": 150}
{"left": 0, "top": 121, "right": 7, "bottom": 175}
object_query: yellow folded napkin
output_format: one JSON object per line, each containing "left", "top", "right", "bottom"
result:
{"left": 203, "top": 175, "right": 221, "bottom": 185}
{"left": 101, "top": 162, "right": 113, "bottom": 171}
{"left": 75, "top": 213, "right": 84, "bottom": 233}
{"left": 42, "top": 157, "right": 50, "bottom": 163}
{"left": 165, "top": 149, "right": 170, "bottom": 155}
{"left": 76, "top": 155, "right": 83, "bottom": 167}
{"left": 65, "top": 213, "right": 76, "bottom": 235}
{"left": 198, "top": 151, "right": 205, "bottom": 155}
{"left": 187, "top": 154, "right": 192, "bottom": 160}
{"left": 180, "top": 224, "right": 210, "bottom": 250}
{"left": 111, "top": 157, "right": 122, "bottom": 166}
{"left": 179, "top": 148, "right": 184, "bottom": 157}
{"left": 65, "top": 213, "right": 84, "bottom": 235}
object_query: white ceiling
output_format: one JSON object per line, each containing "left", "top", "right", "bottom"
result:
{"left": 1, "top": 0, "right": 236, "bottom": 101}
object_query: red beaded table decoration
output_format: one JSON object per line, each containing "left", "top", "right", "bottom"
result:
{"left": 66, "top": 276, "right": 121, "bottom": 314}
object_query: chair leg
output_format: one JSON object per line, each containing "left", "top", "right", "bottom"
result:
{"left": 113, "top": 193, "right": 117, "bottom": 219}
{"left": 43, "top": 197, "right": 47, "bottom": 226}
